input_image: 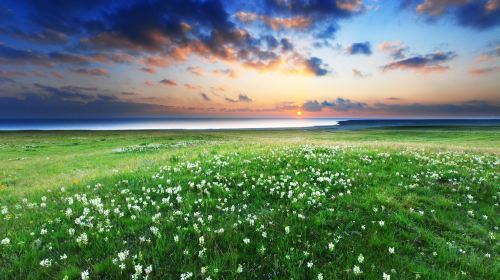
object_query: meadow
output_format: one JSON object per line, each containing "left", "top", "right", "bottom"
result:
{"left": 0, "top": 127, "right": 498, "bottom": 279}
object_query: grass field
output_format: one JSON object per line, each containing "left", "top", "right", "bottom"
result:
{"left": 0, "top": 127, "right": 499, "bottom": 279}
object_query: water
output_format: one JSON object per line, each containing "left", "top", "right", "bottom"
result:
{"left": 0, "top": 118, "right": 498, "bottom": 131}
{"left": 0, "top": 118, "right": 340, "bottom": 131}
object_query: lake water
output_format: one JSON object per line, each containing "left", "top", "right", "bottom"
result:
{"left": 0, "top": 118, "right": 498, "bottom": 131}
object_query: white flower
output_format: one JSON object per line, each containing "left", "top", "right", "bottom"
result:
{"left": 60, "top": 254, "right": 68, "bottom": 260}
{"left": 307, "top": 261, "right": 313, "bottom": 268}
{"left": 243, "top": 238, "right": 250, "bottom": 244}
{"left": 174, "top": 235, "right": 179, "bottom": 243}
{"left": 65, "top": 208, "right": 72, "bottom": 217}
{"left": 68, "top": 228, "right": 75, "bottom": 236}
{"left": 383, "top": 272, "right": 391, "bottom": 280}
{"left": 378, "top": 220, "right": 385, "bottom": 227}
{"left": 285, "top": 226, "right": 290, "bottom": 234}
{"left": 76, "top": 233, "right": 88, "bottom": 245}
{"left": 357, "top": 254, "right": 364, "bottom": 263}
{"left": 145, "top": 265, "right": 153, "bottom": 275}
{"left": 317, "top": 273, "right": 323, "bottom": 280}
{"left": 134, "top": 264, "right": 143, "bottom": 274}
{"left": 117, "top": 250, "right": 129, "bottom": 262}
{"left": 180, "top": 272, "right": 193, "bottom": 280}
{"left": 388, "top": 247, "right": 395, "bottom": 254}
{"left": 485, "top": 253, "right": 491, "bottom": 258}
{"left": 150, "top": 226, "right": 159, "bottom": 236}
{"left": 81, "top": 269, "right": 89, "bottom": 280}
{"left": 328, "top": 242, "right": 335, "bottom": 251}
{"left": 237, "top": 264, "right": 243, "bottom": 273}
{"left": 1, "top": 238, "right": 10, "bottom": 245}
{"left": 40, "top": 258, "right": 52, "bottom": 267}
{"left": 353, "top": 265, "right": 362, "bottom": 275}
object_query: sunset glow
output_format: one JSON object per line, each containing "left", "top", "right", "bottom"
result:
{"left": 0, "top": 1, "right": 498, "bottom": 118}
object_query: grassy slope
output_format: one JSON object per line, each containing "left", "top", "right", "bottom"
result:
{"left": 0, "top": 127, "right": 498, "bottom": 279}
{"left": 0, "top": 127, "right": 498, "bottom": 195}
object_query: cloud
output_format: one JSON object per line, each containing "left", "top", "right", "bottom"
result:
{"left": 0, "top": 44, "right": 52, "bottom": 66}
{"left": 225, "top": 94, "right": 252, "bottom": 103}
{"left": 378, "top": 41, "right": 408, "bottom": 59}
{"left": 70, "top": 68, "right": 109, "bottom": 77}
{"left": 0, "top": 93, "right": 174, "bottom": 118}
{"left": 407, "top": 0, "right": 500, "bottom": 30}
{"left": 33, "top": 83, "right": 105, "bottom": 102}
{"left": 159, "top": 79, "right": 177, "bottom": 86}
{"left": 0, "top": 70, "right": 28, "bottom": 78}
{"left": 0, "top": 26, "right": 69, "bottom": 44}
{"left": 347, "top": 42, "right": 372, "bottom": 55}
{"left": 469, "top": 66, "right": 500, "bottom": 75}
{"left": 212, "top": 68, "right": 238, "bottom": 78}
{"left": 0, "top": 0, "right": 366, "bottom": 79}
{"left": 416, "top": 0, "right": 470, "bottom": 16}
{"left": 352, "top": 69, "right": 370, "bottom": 78}
{"left": 199, "top": 92, "right": 211, "bottom": 101}
{"left": 140, "top": 67, "right": 156, "bottom": 74}
{"left": 305, "top": 57, "right": 329, "bottom": 76}
{"left": 303, "top": 98, "right": 368, "bottom": 112}
{"left": 382, "top": 51, "right": 457, "bottom": 73}
{"left": 372, "top": 100, "right": 500, "bottom": 116}
{"left": 280, "top": 38, "right": 294, "bottom": 51}
{"left": 316, "top": 24, "right": 339, "bottom": 40}
{"left": 120, "top": 91, "right": 138, "bottom": 96}
{"left": 264, "top": 0, "right": 364, "bottom": 16}
{"left": 235, "top": 12, "right": 312, "bottom": 30}
{"left": 0, "top": 43, "right": 132, "bottom": 68}
{"left": 184, "top": 83, "right": 202, "bottom": 90}
{"left": 51, "top": 71, "right": 64, "bottom": 79}
{"left": 474, "top": 44, "right": 499, "bottom": 63}
{"left": 187, "top": 66, "right": 204, "bottom": 76}
{"left": 301, "top": 97, "right": 500, "bottom": 116}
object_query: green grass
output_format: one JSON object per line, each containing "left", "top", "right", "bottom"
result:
{"left": 0, "top": 127, "right": 498, "bottom": 279}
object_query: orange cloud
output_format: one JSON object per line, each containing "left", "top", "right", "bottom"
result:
{"left": 469, "top": 66, "right": 500, "bottom": 75}
{"left": 336, "top": 0, "right": 364, "bottom": 12}
{"left": 416, "top": 0, "right": 470, "bottom": 16}
{"left": 235, "top": 12, "right": 311, "bottom": 30}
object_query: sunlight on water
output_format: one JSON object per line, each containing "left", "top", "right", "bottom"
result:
{"left": 0, "top": 118, "right": 340, "bottom": 131}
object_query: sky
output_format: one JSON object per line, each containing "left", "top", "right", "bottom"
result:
{"left": 0, "top": 0, "right": 499, "bottom": 119}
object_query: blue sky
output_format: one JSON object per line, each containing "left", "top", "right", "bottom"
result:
{"left": 0, "top": 0, "right": 499, "bottom": 118}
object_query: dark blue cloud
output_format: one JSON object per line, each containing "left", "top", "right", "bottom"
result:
{"left": 262, "top": 0, "right": 363, "bottom": 18}
{"left": 382, "top": 51, "right": 456, "bottom": 73}
{"left": 302, "top": 98, "right": 500, "bottom": 116}
{"left": 305, "top": 57, "right": 329, "bottom": 76}
{"left": 302, "top": 98, "right": 367, "bottom": 112}
{"left": 280, "top": 38, "right": 293, "bottom": 51}
{"left": 316, "top": 24, "right": 338, "bottom": 39}
{"left": 225, "top": 94, "right": 252, "bottom": 103}
{"left": 404, "top": 0, "right": 500, "bottom": 30}
{"left": 0, "top": 0, "right": 358, "bottom": 79}
{"left": 0, "top": 94, "right": 173, "bottom": 118}
{"left": 456, "top": 1, "right": 500, "bottom": 30}
{"left": 347, "top": 42, "right": 372, "bottom": 55}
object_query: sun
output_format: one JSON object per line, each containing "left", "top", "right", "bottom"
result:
{"left": 296, "top": 110, "right": 303, "bottom": 117}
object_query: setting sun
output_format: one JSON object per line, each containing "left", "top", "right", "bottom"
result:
{"left": 296, "top": 111, "right": 303, "bottom": 116}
